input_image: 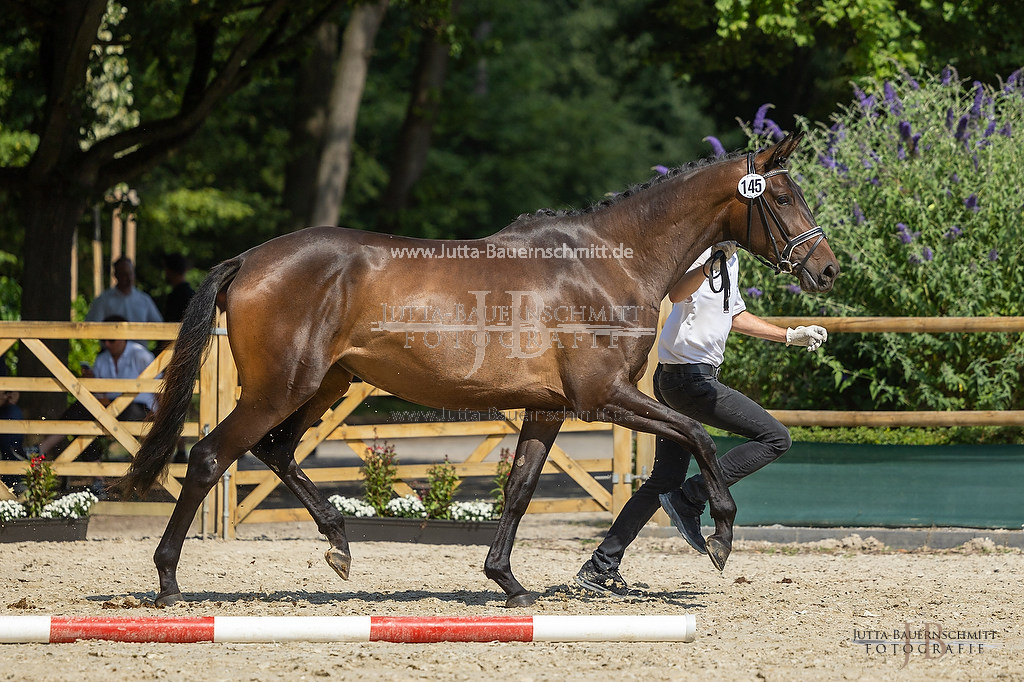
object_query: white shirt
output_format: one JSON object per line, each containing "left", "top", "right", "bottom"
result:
{"left": 92, "top": 341, "right": 157, "bottom": 411}
{"left": 658, "top": 248, "right": 745, "bottom": 367}
{"left": 86, "top": 287, "right": 163, "bottom": 323}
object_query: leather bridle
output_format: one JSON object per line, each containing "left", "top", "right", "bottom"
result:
{"left": 743, "top": 150, "right": 827, "bottom": 275}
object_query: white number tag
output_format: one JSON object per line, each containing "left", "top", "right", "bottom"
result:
{"left": 737, "top": 173, "right": 765, "bottom": 199}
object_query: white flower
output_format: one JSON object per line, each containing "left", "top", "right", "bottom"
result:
{"left": 327, "top": 495, "right": 376, "bottom": 517}
{"left": 385, "top": 495, "right": 427, "bottom": 519}
{"left": 450, "top": 500, "right": 498, "bottom": 522}
{"left": 40, "top": 491, "right": 99, "bottom": 520}
{"left": 0, "top": 500, "right": 27, "bottom": 522}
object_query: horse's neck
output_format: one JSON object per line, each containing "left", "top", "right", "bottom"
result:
{"left": 588, "top": 163, "right": 736, "bottom": 301}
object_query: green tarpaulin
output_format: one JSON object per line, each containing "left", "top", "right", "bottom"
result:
{"left": 716, "top": 437, "right": 1024, "bottom": 529}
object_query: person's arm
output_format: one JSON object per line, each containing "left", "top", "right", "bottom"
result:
{"left": 731, "top": 310, "right": 787, "bottom": 342}
{"left": 732, "top": 310, "right": 828, "bottom": 351}
{"left": 667, "top": 243, "right": 738, "bottom": 303}
{"left": 668, "top": 267, "right": 706, "bottom": 303}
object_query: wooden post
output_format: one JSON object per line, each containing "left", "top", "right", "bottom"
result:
{"left": 611, "top": 425, "right": 632, "bottom": 517}
{"left": 635, "top": 297, "right": 672, "bottom": 524}
{"left": 70, "top": 226, "right": 78, "bottom": 305}
{"left": 199, "top": 316, "right": 220, "bottom": 537}
{"left": 125, "top": 211, "right": 136, "bottom": 267}
{"left": 216, "top": 311, "right": 238, "bottom": 539}
{"left": 110, "top": 204, "right": 122, "bottom": 288}
{"left": 92, "top": 205, "right": 103, "bottom": 298}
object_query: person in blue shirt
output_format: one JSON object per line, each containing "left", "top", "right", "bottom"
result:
{"left": 37, "top": 316, "right": 156, "bottom": 462}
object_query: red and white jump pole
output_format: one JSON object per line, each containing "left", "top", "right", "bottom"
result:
{"left": 0, "top": 615, "right": 695, "bottom": 644}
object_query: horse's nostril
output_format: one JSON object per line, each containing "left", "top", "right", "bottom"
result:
{"left": 822, "top": 263, "right": 837, "bottom": 281}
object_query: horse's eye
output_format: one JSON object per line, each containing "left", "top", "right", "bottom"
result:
{"left": 777, "top": 194, "right": 791, "bottom": 206}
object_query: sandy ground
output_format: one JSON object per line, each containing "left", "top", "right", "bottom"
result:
{"left": 1, "top": 513, "right": 1021, "bottom": 681}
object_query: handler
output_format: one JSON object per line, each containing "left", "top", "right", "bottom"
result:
{"left": 575, "top": 242, "right": 828, "bottom": 596}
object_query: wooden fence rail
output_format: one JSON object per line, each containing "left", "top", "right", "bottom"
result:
{"left": 1, "top": 317, "right": 1021, "bottom": 535}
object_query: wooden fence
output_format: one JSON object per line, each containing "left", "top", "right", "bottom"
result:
{"left": 0, "top": 320, "right": 633, "bottom": 537}
{"left": 1, "top": 317, "right": 1022, "bottom": 536}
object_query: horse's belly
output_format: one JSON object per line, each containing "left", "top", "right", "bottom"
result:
{"left": 340, "top": 351, "right": 567, "bottom": 411}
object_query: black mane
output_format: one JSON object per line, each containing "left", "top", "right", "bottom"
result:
{"left": 513, "top": 150, "right": 745, "bottom": 225}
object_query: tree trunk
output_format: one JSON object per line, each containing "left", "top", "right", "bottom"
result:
{"left": 376, "top": 0, "right": 462, "bottom": 234}
{"left": 309, "top": 0, "right": 389, "bottom": 227}
{"left": 17, "top": 183, "right": 90, "bottom": 419}
{"left": 283, "top": 20, "right": 340, "bottom": 230}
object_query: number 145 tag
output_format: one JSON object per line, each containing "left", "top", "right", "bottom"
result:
{"left": 737, "top": 173, "right": 765, "bottom": 199}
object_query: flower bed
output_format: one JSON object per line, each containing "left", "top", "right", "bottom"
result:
{"left": 320, "top": 440, "right": 510, "bottom": 545}
{"left": 0, "top": 456, "right": 99, "bottom": 542}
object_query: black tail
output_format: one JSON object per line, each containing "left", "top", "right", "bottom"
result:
{"left": 113, "top": 258, "right": 243, "bottom": 498}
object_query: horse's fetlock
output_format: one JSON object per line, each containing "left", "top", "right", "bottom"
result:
{"left": 153, "top": 546, "right": 176, "bottom": 570}
{"left": 483, "top": 558, "right": 508, "bottom": 581}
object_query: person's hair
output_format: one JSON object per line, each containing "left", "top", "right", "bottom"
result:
{"left": 164, "top": 252, "right": 188, "bottom": 275}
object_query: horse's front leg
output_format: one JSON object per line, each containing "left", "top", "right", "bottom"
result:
{"left": 484, "top": 412, "right": 563, "bottom": 607}
{"left": 601, "top": 383, "right": 736, "bottom": 570}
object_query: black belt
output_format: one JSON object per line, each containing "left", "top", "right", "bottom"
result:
{"left": 660, "top": 362, "right": 721, "bottom": 379}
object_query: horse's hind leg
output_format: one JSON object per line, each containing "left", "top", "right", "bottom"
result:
{"left": 484, "top": 411, "right": 563, "bottom": 607}
{"left": 152, "top": 386, "right": 326, "bottom": 605}
{"left": 249, "top": 368, "right": 354, "bottom": 580}
{"left": 152, "top": 412, "right": 266, "bottom": 605}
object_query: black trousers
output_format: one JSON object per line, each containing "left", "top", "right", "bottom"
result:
{"left": 591, "top": 364, "right": 791, "bottom": 572}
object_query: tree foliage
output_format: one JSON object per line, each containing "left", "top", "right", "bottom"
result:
{"left": 729, "top": 69, "right": 1024, "bottom": 416}
{"left": 634, "top": 0, "right": 1024, "bottom": 133}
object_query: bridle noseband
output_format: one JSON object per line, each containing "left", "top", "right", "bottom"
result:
{"left": 742, "top": 150, "right": 827, "bottom": 275}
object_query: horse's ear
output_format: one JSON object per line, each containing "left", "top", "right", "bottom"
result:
{"left": 766, "top": 131, "right": 805, "bottom": 169}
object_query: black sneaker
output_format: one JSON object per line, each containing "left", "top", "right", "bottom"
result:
{"left": 574, "top": 560, "right": 641, "bottom": 597}
{"left": 660, "top": 489, "right": 707, "bottom": 555}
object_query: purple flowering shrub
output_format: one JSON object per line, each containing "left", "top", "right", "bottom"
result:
{"left": 726, "top": 69, "right": 1023, "bottom": 413}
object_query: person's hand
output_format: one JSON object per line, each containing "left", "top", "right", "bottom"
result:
{"left": 712, "top": 241, "right": 738, "bottom": 260}
{"left": 786, "top": 325, "right": 828, "bottom": 351}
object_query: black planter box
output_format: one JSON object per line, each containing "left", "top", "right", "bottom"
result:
{"left": 0, "top": 517, "right": 90, "bottom": 543}
{"left": 341, "top": 516, "right": 499, "bottom": 545}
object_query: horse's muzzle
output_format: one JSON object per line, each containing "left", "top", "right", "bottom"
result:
{"left": 800, "top": 261, "right": 839, "bottom": 293}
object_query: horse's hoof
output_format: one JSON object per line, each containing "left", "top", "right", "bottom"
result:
{"left": 155, "top": 591, "right": 183, "bottom": 607}
{"left": 325, "top": 547, "right": 351, "bottom": 580}
{"left": 504, "top": 592, "right": 538, "bottom": 608}
{"left": 706, "top": 535, "right": 731, "bottom": 572}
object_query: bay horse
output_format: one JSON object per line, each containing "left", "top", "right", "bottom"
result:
{"left": 116, "top": 132, "right": 838, "bottom": 607}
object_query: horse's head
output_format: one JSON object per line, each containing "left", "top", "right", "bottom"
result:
{"left": 725, "top": 132, "right": 839, "bottom": 293}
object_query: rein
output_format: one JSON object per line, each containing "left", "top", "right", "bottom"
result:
{"left": 742, "top": 151, "right": 827, "bottom": 275}
{"left": 703, "top": 248, "right": 731, "bottom": 313}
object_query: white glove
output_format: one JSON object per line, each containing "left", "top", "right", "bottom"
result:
{"left": 786, "top": 325, "right": 828, "bottom": 351}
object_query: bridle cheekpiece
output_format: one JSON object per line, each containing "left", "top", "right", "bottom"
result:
{"left": 740, "top": 150, "right": 827, "bottom": 274}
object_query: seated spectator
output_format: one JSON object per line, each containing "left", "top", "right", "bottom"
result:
{"left": 37, "top": 316, "right": 156, "bottom": 466}
{"left": 0, "top": 362, "right": 26, "bottom": 488}
{"left": 162, "top": 252, "right": 195, "bottom": 324}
